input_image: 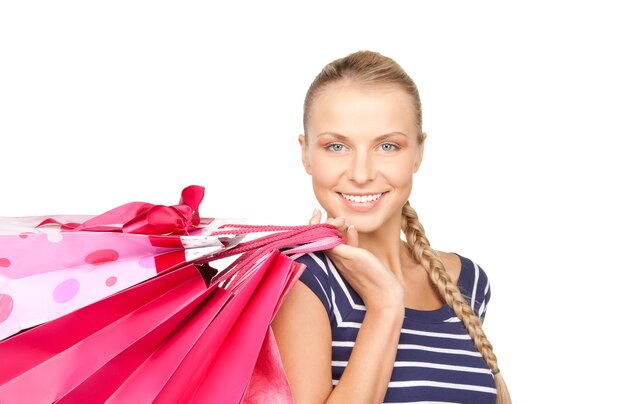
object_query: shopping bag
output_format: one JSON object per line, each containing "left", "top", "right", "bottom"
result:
{"left": 0, "top": 185, "right": 246, "bottom": 340}
{"left": 0, "top": 220, "right": 343, "bottom": 404}
{"left": 0, "top": 266, "right": 212, "bottom": 402}
{"left": 242, "top": 327, "right": 293, "bottom": 403}
{"left": 112, "top": 250, "right": 297, "bottom": 404}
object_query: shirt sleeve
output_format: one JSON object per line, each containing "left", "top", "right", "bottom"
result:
{"left": 295, "top": 252, "right": 334, "bottom": 321}
{"left": 472, "top": 262, "right": 491, "bottom": 322}
{"left": 457, "top": 256, "right": 491, "bottom": 322}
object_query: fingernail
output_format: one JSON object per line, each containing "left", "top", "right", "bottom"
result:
{"left": 312, "top": 208, "right": 320, "bottom": 217}
{"left": 348, "top": 225, "right": 356, "bottom": 232}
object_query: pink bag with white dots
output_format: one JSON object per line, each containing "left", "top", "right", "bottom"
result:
{"left": 0, "top": 186, "right": 245, "bottom": 340}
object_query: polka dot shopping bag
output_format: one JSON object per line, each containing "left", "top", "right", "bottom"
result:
{"left": 0, "top": 186, "right": 246, "bottom": 340}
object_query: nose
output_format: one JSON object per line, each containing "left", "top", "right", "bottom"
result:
{"left": 347, "top": 150, "right": 376, "bottom": 184}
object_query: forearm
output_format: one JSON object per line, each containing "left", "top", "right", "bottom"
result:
{"left": 324, "top": 306, "right": 404, "bottom": 404}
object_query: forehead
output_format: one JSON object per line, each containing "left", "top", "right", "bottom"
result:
{"left": 307, "top": 82, "right": 418, "bottom": 138}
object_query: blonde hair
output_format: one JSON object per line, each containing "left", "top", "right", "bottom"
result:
{"left": 303, "top": 50, "right": 511, "bottom": 404}
{"left": 303, "top": 50, "right": 424, "bottom": 142}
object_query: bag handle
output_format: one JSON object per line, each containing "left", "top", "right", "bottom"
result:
{"left": 208, "top": 223, "right": 340, "bottom": 261}
{"left": 205, "top": 224, "right": 344, "bottom": 290}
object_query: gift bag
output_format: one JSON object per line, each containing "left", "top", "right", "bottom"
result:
{"left": 0, "top": 186, "right": 246, "bottom": 340}
{"left": 0, "top": 187, "right": 343, "bottom": 403}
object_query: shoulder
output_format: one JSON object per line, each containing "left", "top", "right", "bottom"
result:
{"left": 436, "top": 251, "right": 463, "bottom": 285}
{"left": 437, "top": 251, "right": 492, "bottom": 320}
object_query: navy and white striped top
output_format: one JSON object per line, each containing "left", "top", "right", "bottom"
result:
{"left": 297, "top": 251, "right": 496, "bottom": 404}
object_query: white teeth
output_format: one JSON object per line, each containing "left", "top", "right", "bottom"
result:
{"left": 341, "top": 193, "right": 383, "bottom": 203}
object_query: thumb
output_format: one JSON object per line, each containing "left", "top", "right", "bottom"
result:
{"left": 309, "top": 208, "right": 322, "bottom": 225}
{"left": 346, "top": 225, "right": 359, "bottom": 247}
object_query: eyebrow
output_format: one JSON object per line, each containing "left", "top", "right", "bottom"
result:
{"left": 316, "top": 132, "right": 409, "bottom": 141}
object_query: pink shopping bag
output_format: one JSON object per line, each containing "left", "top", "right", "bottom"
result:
{"left": 0, "top": 186, "right": 246, "bottom": 340}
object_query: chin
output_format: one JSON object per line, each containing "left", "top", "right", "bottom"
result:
{"left": 327, "top": 212, "right": 381, "bottom": 233}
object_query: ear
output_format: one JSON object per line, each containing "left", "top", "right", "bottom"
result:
{"left": 413, "top": 132, "right": 427, "bottom": 173}
{"left": 298, "top": 134, "right": 312, "bottom": 175}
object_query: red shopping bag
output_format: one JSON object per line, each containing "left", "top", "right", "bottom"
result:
{"left": 0, "top": 221, "right": 342, "bottom": 403}
{"left": 0, "top": 185, "right": 246, "bottom": 340}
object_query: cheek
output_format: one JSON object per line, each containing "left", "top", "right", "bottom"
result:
{"left": 380, "top": 157, "right": 415, "bottom": 186}
{"left": 309, "top": 155, "right": 341, "bottom": 186}
{"left": 311, "top": 171, "right": 337, "bottom": 205}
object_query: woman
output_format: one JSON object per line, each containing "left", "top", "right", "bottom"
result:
{"left": 272, "top": 50, "right": 510, "bottom": 404}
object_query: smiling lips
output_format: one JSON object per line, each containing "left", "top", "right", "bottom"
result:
{"left": 340, "top": 193, "right": 383, "bottom": 203}
{"left": 339, "top": 192, "right": 386, "bottom": 212}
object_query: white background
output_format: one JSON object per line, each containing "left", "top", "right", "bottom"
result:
{"left": 1, "top": 1, "right": 625, "bottom": 402}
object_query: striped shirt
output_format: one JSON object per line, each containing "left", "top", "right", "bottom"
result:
{"left": 297, "top": 251, "right": 496, "bottom": 404}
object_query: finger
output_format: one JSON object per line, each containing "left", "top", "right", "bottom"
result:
{"left": 327, "top": 243, "right": 350, "bottom": 259}
{"left": 309, "top": 208, "right": 322, "bottom": 225}
{"left": 326, "top": 216, "right": 346, "bottom": 229}
{"left": 346, "top": 225, "right": 359, "bottom": 247}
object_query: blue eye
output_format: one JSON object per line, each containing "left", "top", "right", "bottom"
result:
{"left": 379, "top": 143, "right": 397, "bottom": 151}
{"left": 327, "top": 143, "right": 345, "bottom": 152}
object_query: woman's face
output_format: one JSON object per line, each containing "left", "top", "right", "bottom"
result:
{"left": 300, "top": 82, "right": 424, "bottom": 234}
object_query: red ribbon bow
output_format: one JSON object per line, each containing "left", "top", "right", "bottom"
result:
{"left": 38, "top": 185, "right": 205, "bottom": 236}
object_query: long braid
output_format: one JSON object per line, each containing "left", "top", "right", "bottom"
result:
{"left": 401, "top": 202, "right": 512, "bottom": 404}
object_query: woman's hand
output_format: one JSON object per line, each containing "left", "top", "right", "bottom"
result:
{"left": 309, "top": 209, "right": 404, "bottom": 312}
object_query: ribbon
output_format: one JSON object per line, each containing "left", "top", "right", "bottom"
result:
{"left": 37, "top": 185, "right": 205, "bottom": 236}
